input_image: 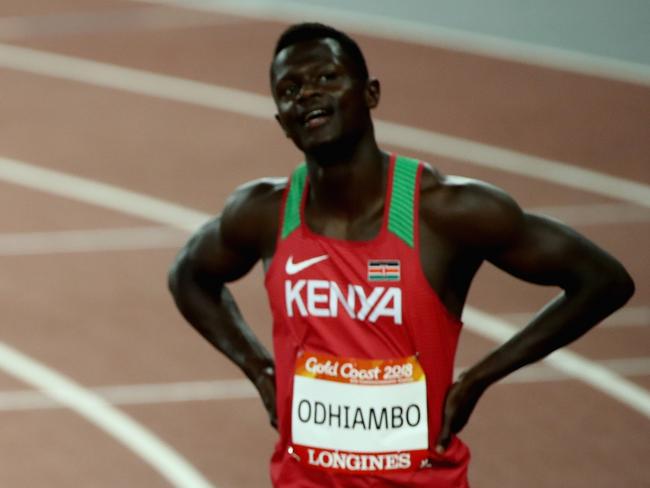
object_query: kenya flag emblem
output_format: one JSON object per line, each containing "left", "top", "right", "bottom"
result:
{"left": 367, "top": 260, "right": 401, "bottom": 282}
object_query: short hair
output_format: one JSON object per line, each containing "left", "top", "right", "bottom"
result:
{"left": 272, "top": 22, "right": 369, "bottom": 80}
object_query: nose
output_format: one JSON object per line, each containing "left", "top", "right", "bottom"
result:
{"left": 296, "top": 80, "right": 320, "bottom": 101}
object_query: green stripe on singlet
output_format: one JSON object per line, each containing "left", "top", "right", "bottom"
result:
{"left": 388, "top": 156, "right": 419, "bottom": 247}
{"left": 281, "top": 163, "right": 307, "bottom": 239}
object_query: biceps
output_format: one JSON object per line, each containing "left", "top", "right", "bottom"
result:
{"left": 176, "top": 218, "right": 260, "bottom": 290}
{"left": 488, "top": 214, "right": 604, "bottom": 289}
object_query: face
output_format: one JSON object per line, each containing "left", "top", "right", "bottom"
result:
{"left": 271, "top": 38, "right": 379, "bottom": 154}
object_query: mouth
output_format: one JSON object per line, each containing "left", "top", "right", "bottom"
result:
{"left": 302, "top": 107, "right": 332, "bottom": 129}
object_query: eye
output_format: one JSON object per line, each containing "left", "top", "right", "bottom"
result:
{"left": 318, "top": 71, "right": 338, "bottom": 83}
{"left": 281, "top": 84, "right": 299, "bottom": 98}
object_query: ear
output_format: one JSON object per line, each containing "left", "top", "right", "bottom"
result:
{"left": 275, "top": 113, "right": 291, "bottom": 138}
{"left": 364, "top": 78, "right": 381, "bottom": 109}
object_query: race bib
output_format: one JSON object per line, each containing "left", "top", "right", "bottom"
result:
{"left": 290, "top": 352, "right": 429, "bottom": 474}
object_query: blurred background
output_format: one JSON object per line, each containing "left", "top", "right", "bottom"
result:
{"left": 0, "top": 1, "right": 648, "bottom": 486}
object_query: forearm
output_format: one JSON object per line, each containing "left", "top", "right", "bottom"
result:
{"left": 465, "top": 273, "right": 634, "bottom": 388}
{"left": 170, "top": 274, "right": 274, "bottom": 382}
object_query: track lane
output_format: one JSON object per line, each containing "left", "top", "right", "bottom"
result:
{"left": 0, "top": 343, "right": 215, "bottom": 488}
{"left": 3, "top": 153, "right": 648, "bottom": 416}
{"left": 2, "top": 42, "right": 648, "bottom": 200}
{"left": 3, "top": 5, "right": 648, "bottom": 181}
{"left": 0, "top": 2, "right": 648, "bottom": 486}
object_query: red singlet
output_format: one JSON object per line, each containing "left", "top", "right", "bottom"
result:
{"left": 265, "top": 155, "right": 470, "bottom": 487}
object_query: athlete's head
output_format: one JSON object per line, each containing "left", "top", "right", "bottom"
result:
{"left": 273, "top": 23, "right": 369, "bottom": 81}
{"left": 270, "top": 23, "right": 380, "bottom": 155}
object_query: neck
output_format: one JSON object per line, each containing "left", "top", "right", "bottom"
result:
{"left": 304, "top": 129, "right": 389, "bottom": 218}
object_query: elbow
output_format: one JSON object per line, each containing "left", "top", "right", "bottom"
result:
{"left": 167, "top": 252, "right": 188, "bottom": 303}
{"left": 609, "top": 265, "right": 635, "bottom": 306}
{"left": 167, "top": 261, "right": 179, "bottom": 298}
{"left": 167, "top": 254, "right": 200, "bottom": 324}
{"left": 575, "top": 260, "right": 635, "bottom": 310}
{"left": 599, "top": 256, "right": 635, "bottom": 306}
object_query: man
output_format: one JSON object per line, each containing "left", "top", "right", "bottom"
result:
{"left": 168, "top": 23, "right": 634, "bottom": 487}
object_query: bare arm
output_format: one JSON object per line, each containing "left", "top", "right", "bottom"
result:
{"left": 168, "top": 180, "right": 283, "bottom": 427}
{"left": 435, "top": 184, "right": 635, "bottom": 450}
{"left": 469, "top": 213, "right": 634, "bottom": 383}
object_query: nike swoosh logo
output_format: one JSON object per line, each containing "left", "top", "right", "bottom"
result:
{"left": 285, "top": 255, "right": 329, "bottom": 275}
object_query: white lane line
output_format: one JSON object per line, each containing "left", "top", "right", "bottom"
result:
{"left": 0, "top": 226, "right": 187, "bottom": 256}
{"left": 4, "top": 202, "right": 641, "bottom": 259}
{"left": 1, "top": 155, "right": 648, "bottom": 419}
{"left": 463, "top": 308, "right": 650, "bottom": 418}
{"left": 495, "top": 357, "right": 650, "bottom": 384}
{"left": 0, "top": 157, "right": 207, "bottom": 233}
{"left": 374, "top": 121, "right": 650, "bottom": 209}
{"left": 0, "top": 43, "right": 273, "bottom": 120}
{"left": 0, "top": 343, "right": 215, "bottom": 488}
{"left": 527, "top": 203, "right": 650, "bottom": 226}
{"left": 499, "top": 306, "right": 650, "bottom": 329}
{"left": 0, "top": 6, "right": 240, "bottom": 40}
{"left": 136, "top": 0, "right": 650, "bottom": 87}
{"left": 0, "top": 379, "right": 257, "bottom": 411}
{"left": 2, "top": 357, "right": 650, "bottom": 412}
{"left": 95, "top": 378, "right": 257, "bottom": 403}
{"left": 1, "top": 43, "right": 649, "bottom": 208}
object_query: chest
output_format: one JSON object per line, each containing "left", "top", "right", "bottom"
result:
{"left": 303, "top": 199, "right": 384, "bottom": 242}
{"left": 263, "top": 208, "right": 469, "bottom": 300}
{"left": 265, "top": 229, "right": 418, "bottom": 357}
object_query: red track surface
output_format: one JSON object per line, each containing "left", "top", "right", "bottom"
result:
{"left": 0, "top": 2, "right": 648, "bottom": 487}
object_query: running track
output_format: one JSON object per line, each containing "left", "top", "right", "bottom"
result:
{"left": 0, "top": 1, "right": 648, "bottom": 487}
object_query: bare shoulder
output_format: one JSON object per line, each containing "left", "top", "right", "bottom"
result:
{"left": 185, "top": 177, "right": 286, "bottom": 262}
{"left": 169, "top": 177, "right": 286, "bottom": 285}
{"left": 419, "top": 164, "right": 524, "bottom": 248}
{"left": 219, "top": 177, "right": 287, "bottom": 253}
{"left": 221, "top": 177, "right": 286, "bottom": 230}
